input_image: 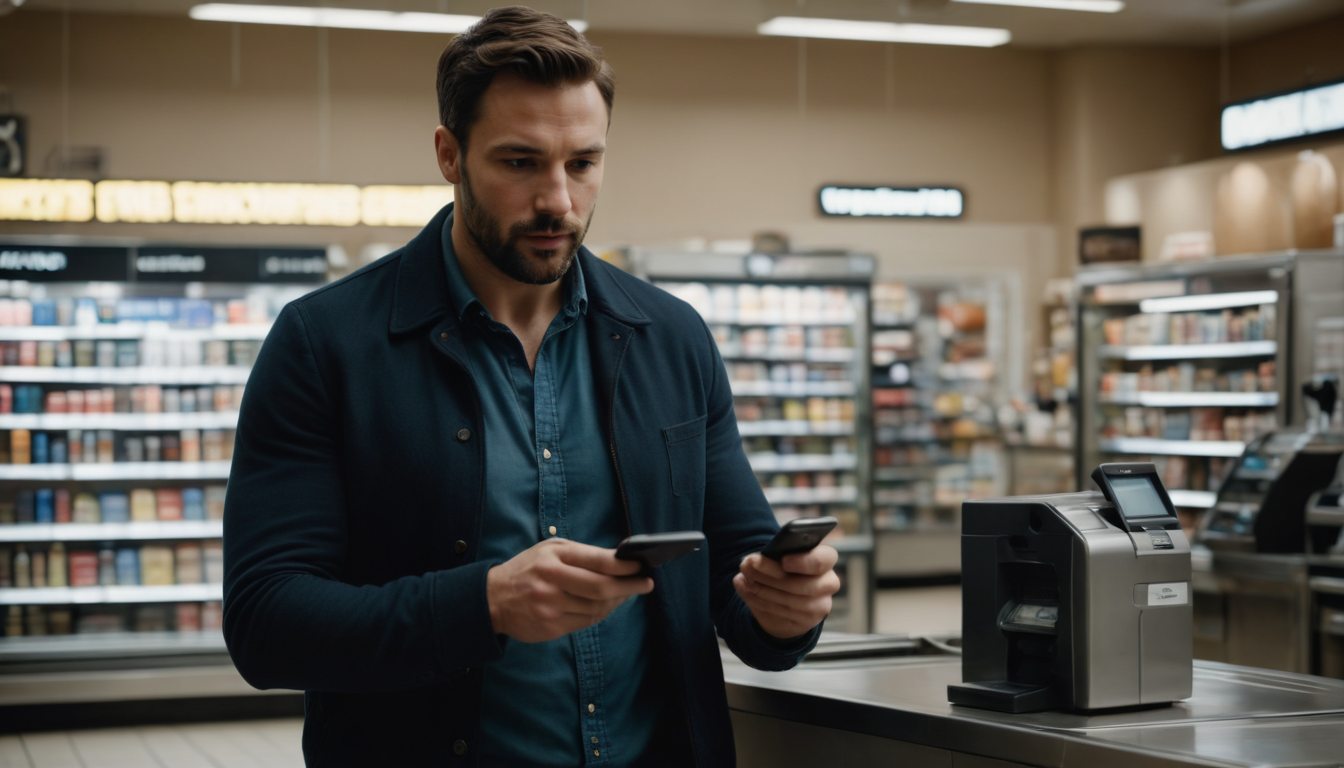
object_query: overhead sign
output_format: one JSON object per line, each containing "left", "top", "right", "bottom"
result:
{"left": 0, "top": 245, "right": 131, "bottom": 281}
{"left": 136, "top": 246, "right": 327, "bottom": 283}
{"left": 0, "top": 178, "right": 453, "bottom": 226}
{"left": 1221, "top": 78, "right": 1344, "bottom": 151}
{"left": 818, "top": 185, "right": 964, "bottom": 218}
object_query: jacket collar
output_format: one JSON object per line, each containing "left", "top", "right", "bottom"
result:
{"left": 390, "top": 203, "right": 650, "bottom": 334}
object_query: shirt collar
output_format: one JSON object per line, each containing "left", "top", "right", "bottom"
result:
{"left": 441, "top": 209, "right": 588, "bottom": 324}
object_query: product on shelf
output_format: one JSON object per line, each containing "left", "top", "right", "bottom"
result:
{"left": 0, "top": 484, "right": 226, "bottom": 525}
{"left": 1102, "top": 305, "right": 1276, "bottom": 347}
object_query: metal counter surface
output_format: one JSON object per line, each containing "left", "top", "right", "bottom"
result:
{"left": 722, "top": 648, "right": 1344, "bottom": 767}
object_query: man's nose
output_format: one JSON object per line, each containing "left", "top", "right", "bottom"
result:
{"left": 533, "top": 164, "right": 573, "bottom": 219}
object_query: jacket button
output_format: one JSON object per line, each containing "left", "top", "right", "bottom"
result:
{"left": 456, "top": 428, "right": 471, "bottom": 442}
{"left": 453, "top": 739, "right": 467, "bottom": 755}
{"left": 454, "top": 540, "right": 467, "bottom": 555}
{"left": 440, "top": 331, "right": 449, "bottom": 340}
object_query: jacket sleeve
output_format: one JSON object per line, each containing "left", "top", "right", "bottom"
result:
{"left": 223, "top": 303, "right": 505, "bottom": 693}
{"left": 697, "top": 320, "right": 822, "bottom": 670}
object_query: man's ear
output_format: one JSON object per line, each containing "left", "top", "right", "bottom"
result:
{"left": 434, "top": 125, "right": 463, "bottom": 185}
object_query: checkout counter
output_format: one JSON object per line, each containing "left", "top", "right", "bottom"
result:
{"left": 726, "top": 458, "right": 1344, "bottom": 766}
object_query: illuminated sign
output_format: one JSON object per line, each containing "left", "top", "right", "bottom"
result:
{"left": 0, "top": 178, "right": 453, "bottom": 226}
{"left": 0, "top": 245, "right": 131, "bottom": 281}
{"left": 818, "top": 185, "right": 964, "bottom": 218}
{"left": 136, "top": 246, "right": 327, "bottom": 283}
{"left": 0, "top": 179, "right": 94, "bottom": 222}
{"left": 1222, "top": 78, "right": 1344, "bottom": 151}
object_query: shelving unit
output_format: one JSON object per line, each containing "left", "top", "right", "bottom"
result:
{"left": 1076, "top": 250, "right": 1344, "bottom": 533}
{"left": 637, "top": 248, "right": 874, "bottom": 633}
{"left": 869, "top": 278, "right": 1011, "bottom": 579}
{"left": 0, "top": 239, "right": 325, "bottom": 651}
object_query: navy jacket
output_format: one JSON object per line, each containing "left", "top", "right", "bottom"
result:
{"left": 222, "top": 204, "right": 820, "bottom": 767}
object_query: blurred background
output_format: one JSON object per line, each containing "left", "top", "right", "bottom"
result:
{"left": 0, "top": 0, "right": 1343, "bottom": 763}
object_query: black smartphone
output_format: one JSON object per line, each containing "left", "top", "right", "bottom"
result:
{"left": 615, "top": 531, "right": 705, "bottom": 570}
{"left": 760, "top": 516, "right": 838, "bottom": 560}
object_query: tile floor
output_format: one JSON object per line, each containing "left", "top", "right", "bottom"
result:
{"left": 0, "top": 587, "right": 961, "bottom": 768}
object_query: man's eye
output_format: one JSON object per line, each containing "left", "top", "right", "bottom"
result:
{"left": 571, "top": 160, "right": 595, "bottom": 170}
{"left": 504, "top": 159, "right": 532, "bottom": 169}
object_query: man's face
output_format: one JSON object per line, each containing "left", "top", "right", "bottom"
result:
{"left": 448, "top": 72, "right": 608, "bottom": 286}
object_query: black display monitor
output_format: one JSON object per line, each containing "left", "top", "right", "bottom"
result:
{"left": 1090, "top": 462, "right": 1179, "bottom": 530}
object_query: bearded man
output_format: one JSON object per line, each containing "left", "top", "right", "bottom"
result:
{"left": 223, "top": 7, "right": 839, "bottom": 767}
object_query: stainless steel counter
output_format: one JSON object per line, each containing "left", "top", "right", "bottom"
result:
{"left": 723, "top": 636, "right": 1344, "bottom": 768}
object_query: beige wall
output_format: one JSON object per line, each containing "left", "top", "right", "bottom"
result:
{"left": 1, "top": 9, "right": 1341, "bottom": 380}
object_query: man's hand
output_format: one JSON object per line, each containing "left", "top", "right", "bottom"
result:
{"left": 734, "top": 545, "right": 840, "bottom": 640}
{"left": 487, "top": 538, "right": 654, "bottom": 643}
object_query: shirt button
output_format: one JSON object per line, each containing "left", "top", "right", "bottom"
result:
{"left": 548, "top": 525, "right": 557, "bottom": 536}
{"left": 453, "top": 739, "right": 467, "bottom": 755}
{"left": 594, "top": 750, "right": 600, "bottom": 757}
{"left": 456, "top": 428, "right": 471, "bottom": 442}
{"left": 543, "top": 448, "right": 552, "bottom": 459}
{"left": 591, "top": 737, "right": 599, "bottom": 744}
{"left": 454, "top": 540, "right": 467, "bottom": 555}
{"left": 588, "top": 703, "right": 595, "bottom": 714}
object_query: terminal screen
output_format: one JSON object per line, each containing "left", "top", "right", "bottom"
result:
{"left": 1108, "top": 475, "right": 1171, "bottom": 519}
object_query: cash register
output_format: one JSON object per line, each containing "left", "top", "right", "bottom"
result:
{"left": 948, "top": 463, "right": 1192, "bottom": 713}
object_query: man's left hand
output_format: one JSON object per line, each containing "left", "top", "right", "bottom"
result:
{"left": 734, "top": 545, "right": 841, "bottom": 640}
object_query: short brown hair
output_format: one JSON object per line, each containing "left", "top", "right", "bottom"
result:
{"left": 436, "top": 6, "right": 614, "bottom": 150}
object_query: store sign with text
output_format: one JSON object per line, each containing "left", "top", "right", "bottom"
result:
{"left": 0, "top": 243, "right": 326, "bottom": 284}
{"left": 818, "top": 185, "right": 964, "bottom": 219}
{"left": 1222, "top": 78, "right": 1344, "bottom": 151}
{"left": 0, "top": 178, "right": 453, "bottom": 227}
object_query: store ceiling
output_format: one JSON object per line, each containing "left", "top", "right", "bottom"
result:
{"left": 13, "top": 0, "right": 1344, "bottom": 47}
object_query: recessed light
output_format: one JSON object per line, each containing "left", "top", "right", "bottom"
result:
{"left": 189, "top": 4, "right": 588, "bottom": 35}
{"left": 952, "top": 0, "right": 1124, "bottom": 12}
{"left": 758, "top": 16, "right": 1010, "bottom": 47}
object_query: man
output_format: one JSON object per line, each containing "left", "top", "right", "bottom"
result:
{"left": 223, "top": 6, "right": 840, "bottom": 766}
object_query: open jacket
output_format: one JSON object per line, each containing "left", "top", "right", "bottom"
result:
{"left": 222, "top": 204, "right": 820, "bottom": 767}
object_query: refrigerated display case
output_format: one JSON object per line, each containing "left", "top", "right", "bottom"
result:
{"left": 635, "top": 249, "right": 874, "bottom": 632}
{"left": 1076, "top": 250, "right": 1344, "bottom": 533}
{"left": 0, "top": 240, "right": 326, "bottom": 675}
{"left": 869, "top": 278, "right": 1009, "bottom": 579}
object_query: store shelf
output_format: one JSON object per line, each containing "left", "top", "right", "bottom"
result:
{"left": 1167, "top": 489, "right": 1217, "bottom": 509}
{"left": 0, "top": 323, "right": 271, "bottom": 341}
{"left": 699, "top": 312, "right": 857, "bottom": 326}
{"left": 0, "top": 412, "right": 239, "bottom": 431}
{"left": 0, "top": 583, "right": 223, "bottom": 605}
{"left": 747, "top": 453, "right": 857, "bottom": 472}
{"left": 1099, "top": 438, "right": 1246, "bottom": 457}
{"left": 0, "top": 366, "right": 251, "bottom": 385}
{"left": 0, "top": 461, "right": 232, "bottom": 481}
{"left": 1101, "top": 392, "right": 1278, "bottom": 408}
{"left": 729, "top": 380, "right": 856, "bottom": 397}
{"left": 763, "top": 486, "right": 859, "bottom": 505}
{"left": 874, "top": 465, "right": 935, "bottom": 482}
{"left": 719, "top": 347, "right": 856, "bottom": 363}
{"left": 738, "top": 420, "right": 854, "bottom": 437}
{"left": 0, "top": 520, "right": 223, "bottom": 543}
{"left": 1098, "top": 341, "right": 1277, "bottom": 361}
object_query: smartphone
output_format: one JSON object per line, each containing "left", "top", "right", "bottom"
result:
{"left": 760, "top": 516, "right": 838, "bottom": 561}
{"left": 615, "top": 531, "right": 705, "bottom": 570}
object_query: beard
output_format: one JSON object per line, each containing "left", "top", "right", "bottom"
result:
{"left": 458, "top": 165, "right": 592, "bottom": 286}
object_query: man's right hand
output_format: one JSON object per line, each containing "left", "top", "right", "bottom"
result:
{"left": 486, "top": 538, "right": 655, "bottom": 643}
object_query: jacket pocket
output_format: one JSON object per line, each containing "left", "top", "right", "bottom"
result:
{"left": 663, "top": 416, "right": 707, "bottom": 496}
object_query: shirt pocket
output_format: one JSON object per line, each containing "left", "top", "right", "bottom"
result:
{"left": 663, "top": 416, "right": 707, "bottom": 496}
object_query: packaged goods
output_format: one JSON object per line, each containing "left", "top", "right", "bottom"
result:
{"left": 35, "top": 488, "right": 53, "bottom": 523}
{"left": 115, "top": 548, "right": 140, "bottom": 585}
{"left": 175, "top": 543, "right": 203, "bottom": 585}
{"left": 139, "top": 546, "right": 174, "bottom": 586}
{"left": 203, "top": 541, "right": 223, "bottom": 583}
{"left": 48, "top": 542, "right": 67, "bottom": 587}
{"left": 98, "top": 547, "right": 116, "bottom": 585}
{"left": 73, "top": 493, "right": 100, "bottom": 523}
{"left": 99, "top": 492, "right": 130, "bottom": 523}
{"left": 177, "top": 602, "right": 202, "bottom": 632}
{"left": 182, "top": 488, "right": 206, "bottom": 520}
{"left": 129, "top": 489, "right": 156, "bottom": 522}
{"left": 69, "top": 550, "right": 99, "bottom": 587}
{"left": 156, "top": 489, "right": 183, "bottom": 520}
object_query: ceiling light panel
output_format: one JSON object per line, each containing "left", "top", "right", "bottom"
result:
{"left": 758, "top": 17, "right": 1010, "bottom": 47}
{"left": 952, "top": 0, "right": 1124, "bottom": 12}
{"left": 189, "top": 4, "right": 588, "bottom": 34}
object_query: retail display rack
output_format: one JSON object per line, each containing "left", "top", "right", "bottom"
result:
{"left": 0, "top": 239, "right": 325, "bottom": 659}
{"left": 869, "top": 278, "right": 1010, "bottom": 579}
{"left": 1076, "top": 250, "right": 1344, "bottom": 533}
{"left": 635, "top": 249, "right": 875, "bottom": 633}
